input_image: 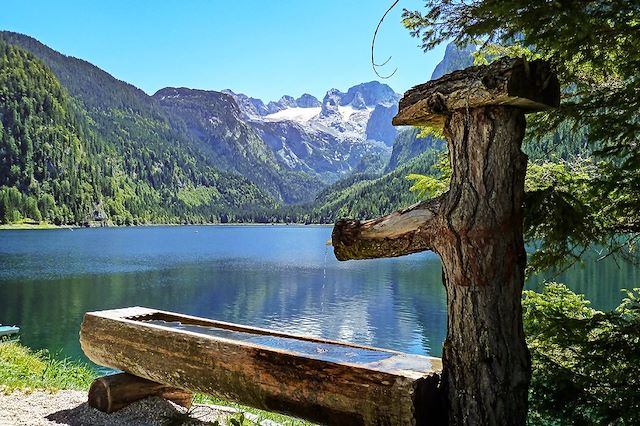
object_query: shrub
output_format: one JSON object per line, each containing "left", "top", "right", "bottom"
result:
{"left": 524, "top": 283, "right": 640, "bottom": 425}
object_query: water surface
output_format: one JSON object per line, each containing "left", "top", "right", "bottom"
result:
{"left": 0, "top": 226, "right": 636, "bottom": 366}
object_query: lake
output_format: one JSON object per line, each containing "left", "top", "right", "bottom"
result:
{"left": 0, "top": 226, "right": 637, "bottom": 368}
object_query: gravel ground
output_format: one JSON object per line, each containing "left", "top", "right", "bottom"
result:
{"left": 0, "top": 389, "right": 280, "bottom": 426}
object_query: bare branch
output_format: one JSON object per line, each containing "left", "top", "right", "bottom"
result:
{"left": 371, "top": 0, "right": 400, "bottom": 79}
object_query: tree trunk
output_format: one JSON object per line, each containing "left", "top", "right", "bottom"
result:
{"left": 438, "top": 106, "right": 529, "bottom": 425}
{"left": 333, "top": 58, "right": 559, "bottom": 425}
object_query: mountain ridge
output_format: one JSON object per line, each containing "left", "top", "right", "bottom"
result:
{"left": 0, "top": 31, "right": 479, "bottom": 225}
{"left": 153, "top": 87, "right": 323, "bottom": 203}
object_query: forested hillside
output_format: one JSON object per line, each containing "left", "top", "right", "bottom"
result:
{"left": 0, "top": 41, "right": 95, "bottom": 224}
{"left": 0, "top": 39, "right": 274, "bottom": 225}
{"left": 309, "top": 149, "right": 443, "bottom": 221}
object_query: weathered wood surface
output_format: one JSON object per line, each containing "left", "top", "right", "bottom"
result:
{"left": 88, "top": 372, "right": 192, "bottom": 413}
{"left": 80, "top": 307, "right": 444, "bottom": 426}
{"left": 332, "top": 198, "right": 442, "bottom": 261}
{"left": 392, "top": 57, "right": 559, "bottom": 128}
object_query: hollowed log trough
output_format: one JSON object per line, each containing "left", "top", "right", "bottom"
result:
{"left": 80, "top": 307, "right": 443, "bottom": 425}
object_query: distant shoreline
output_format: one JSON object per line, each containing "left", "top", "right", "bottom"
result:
{"left": 0, "top": 222, "right": 70, "bottom": 230}
{"left": 0, "top": 222, "right": 333, "bottom": 230}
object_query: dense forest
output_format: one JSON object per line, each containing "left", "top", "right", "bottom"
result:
{"left": 0, "top": 40, "right": 276, "bottom": 225}
{"left": 0, "top": 31, "right": 449, "bottom": 226}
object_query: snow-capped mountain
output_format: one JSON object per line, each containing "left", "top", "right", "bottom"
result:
{"left": 224, "top": 81, "right": 400, "bottom": 182}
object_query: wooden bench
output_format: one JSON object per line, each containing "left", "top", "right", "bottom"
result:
{"left": 80, "top": 307, "right": 444, "bottom": 425}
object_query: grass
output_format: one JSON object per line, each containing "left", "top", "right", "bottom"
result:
{"left": 0, "top": 218, "right": 64, "bottom": 230}
{"left": 193, "top": 394, "right": 315, "bottom": 426}
{"left": 0, "top": 342, "right": 97, "bottom": 392}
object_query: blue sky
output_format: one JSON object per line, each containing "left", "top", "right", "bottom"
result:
{"left": 1, "top": 0, "right": 446, "bottom": 101}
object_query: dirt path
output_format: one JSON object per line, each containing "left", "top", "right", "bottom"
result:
{"left": 0, "top": 389, "right": 278, "bottom": 425}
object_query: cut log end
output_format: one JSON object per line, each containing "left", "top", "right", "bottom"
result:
{"left": 88, "top": 373, "right": 192, "bottom": 414}
{"left": 332, "top": 219, "right": 363, "bottom": 261}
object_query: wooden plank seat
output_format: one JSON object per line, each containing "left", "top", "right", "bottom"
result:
{"left": 80, "top": 307, "right": 444, "bottom": 425}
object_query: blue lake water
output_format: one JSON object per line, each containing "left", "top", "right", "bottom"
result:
{"left": 0, "top": 226, "right": 637, "bottom": 367}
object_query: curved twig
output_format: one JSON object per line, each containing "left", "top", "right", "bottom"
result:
{"left": 372, "top": 0, "right": 400, "bottom": 79}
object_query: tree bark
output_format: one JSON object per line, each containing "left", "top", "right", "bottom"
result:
{"left": 392, "top": 58, "right": 559, "bottom": 128}
{"left": 438, "top": 106, "right": 529, "bottom": 425}
{"left": 332, "top": 106, "right": 530, "bottom": 425}
{"left": 332, "top": 57, "right": 559, "bottom": 425}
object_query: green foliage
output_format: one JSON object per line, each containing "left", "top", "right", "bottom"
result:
{"left": 415, "top": 125, "right": 444, "bottom": 141}
{"left": 308, "top": 149, "right": 443, "bottom": 222}
{"left": 0, "top": 35, "right": 276, "bottom": 226}
{"left": 385, "top": 127, "right": 444, "bottom": 172}
{"left": 405, "top": 153, "right": 612, "bottom": 272}
{"left": 0, "top": 342, "right": 97, "bottom": 392}
{"left": 402, "top": 0, "right": 640, "bottom": 271}
{"left": 228, "top": 413, "right": 249, "bottom": 426}
{"left": 523, "top": 159, "right": 599, "bottom": 272}
{"left": 523, "top": 284, "right": 640, "bottom": 425}
{"left": 472, "top": 42, "right": 540, "bottom": 66}
{"left": 406, "top": 152, "right": 450, "bottom": 198}
{"left": 0, "top": 41, "right": 90, "bottom": 224}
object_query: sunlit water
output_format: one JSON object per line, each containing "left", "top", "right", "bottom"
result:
{"left": 0, "top": 225, "right": 636, "bottom": 368}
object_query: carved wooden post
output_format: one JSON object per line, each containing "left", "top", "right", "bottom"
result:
{"left": 333, "top": 58, "right": 559, "bottom": 425}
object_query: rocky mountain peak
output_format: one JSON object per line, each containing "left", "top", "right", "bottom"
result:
{"left": 279, "top": 95, "right": 297, "bottom": 108}
{"left": 320, "top": 89, "right": 342, "bottom": 117}
{"left": 221, "top": 89, "right": 269, "bottom": 118}
{"left": 430, "top": 42, "right": 476, "bottom": 80}
{"left": 296, "top": 93, "right": 321, "bottom": 108}
{"left": 155, "top": 87, "right": 241, "bottom": 116}
{"left": 350, "top": 92, "right": 367, "bottom": 110}
{"left": 341, "top": 81, "right": 399, "bottom": 107}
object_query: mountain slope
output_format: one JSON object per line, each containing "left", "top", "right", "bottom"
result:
{"left": 298, "top": 43, "right": 477, "bottom": 221}
{"left": 384, "top": 42, "right": 476, "bottom": 171}
{"left": 307, "top": 149, "right": 444, "bottom": 222}
{"left": 0, "top": 41, "right": 97, "bottom": 224}
{"left": 386, "top": 128, "right": 445, "bottom": 172}
{"left": 431, "top": 42, "right": 477, "bottom": 80}
{"left": 0, "top": 33, "right": 275, "bottom": 225}
{"left": 153, "top": 87, "right": 322, "bottom": 203}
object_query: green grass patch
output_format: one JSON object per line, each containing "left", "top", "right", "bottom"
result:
{"left": 0, "top": 218, "right": 62, "bottom": 229}
{"left": 0, "top": 342, "right": 97, "bottom": 392}
{"left": 193, "top": 393, "right": 315, "bottom": 426}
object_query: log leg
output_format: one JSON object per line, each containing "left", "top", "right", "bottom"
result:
{"left": 88, "top": 372, "right": 193, "bottom": 413}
